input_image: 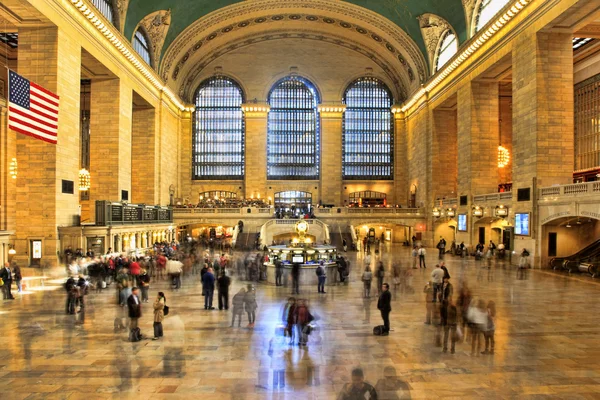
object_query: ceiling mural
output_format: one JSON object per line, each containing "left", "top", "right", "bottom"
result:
{"left": 124, "top": 0, "right": 467, "bottom": 66}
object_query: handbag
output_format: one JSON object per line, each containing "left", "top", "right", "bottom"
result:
{"left": 163, "top": 304, "right": 170, "bottom": 316}
{"left": 0, "top": 277, "right": 3, "bottom": 286}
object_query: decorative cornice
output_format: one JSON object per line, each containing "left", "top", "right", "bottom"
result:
{"left": 241, "top": 102, "right": 270, "bottom": 117}
{"left": 137, "top": 9, "right": 171, "bottom": 70}
{"left": 417, "top": 13, "right": 452, "bottom": 72}
{"left": 160, "top": 0, "right": 428, "bottom": 87}
{"left": 68, "top": 0, "right": 191, "bottom": 112}
{"left": 318, "top": 103, "right": 346, "bottom": 117}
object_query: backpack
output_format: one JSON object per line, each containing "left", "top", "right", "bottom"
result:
{"left": 316, "top": 266, "right": 323, "bottom": 277}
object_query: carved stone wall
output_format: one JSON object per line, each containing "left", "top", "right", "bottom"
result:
{"left": 417, "top": 13, "right": 452, "bottom": 73}
{"left": 136, "top": 10, "right": 171, "bottom": 69}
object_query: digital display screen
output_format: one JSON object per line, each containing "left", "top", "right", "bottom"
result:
{"left": 515, "top": 213, "right": 530, "bottom": 236}
{"left": 458, "top": 214, "right": 467, "bottom": 231}
{"left": 292, "top": 255, "right": 304, "bottom": 263}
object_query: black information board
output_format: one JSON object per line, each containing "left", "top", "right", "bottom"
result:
{"left": 96, "top": 201, "right": 173, "bottom": 226}
{"left": 111, "top": 205, "right": 123, "bottom": 221}
{"left": 144, "top": 208, "right": 158, "bottom": 221}
{"left": 124, "top": 206, "right": 142, "bottom": 222}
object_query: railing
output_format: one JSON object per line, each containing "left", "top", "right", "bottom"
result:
{"left": 440, "top": 198, "right": 458, "bottom": 206}
{"left": 473, "top": 192, "right": 513, "bottom": 203}
{"left": 173, "top": 207, "right": 273, "bottom": 216}
{"left": 539, "top": 182, "right": 600, "bottom": 199}
{"left": 174, "top": 206, "right": 423, "bottom": 218}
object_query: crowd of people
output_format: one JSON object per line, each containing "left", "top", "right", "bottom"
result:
{"left": 175, "top": 197, "right": 270, "bottom": 209}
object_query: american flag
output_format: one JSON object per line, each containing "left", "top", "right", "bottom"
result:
{"left": 8, "top": 70, "right": 59, "bottom": 144}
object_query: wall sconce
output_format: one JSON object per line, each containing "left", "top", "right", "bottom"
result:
{"left": 8, "top": 245, "right": 16, "bottom": 255}
{"left": 495, "top": 205, "right": 508, "bottom": 217}
{"left": 9, "top": 158, "right": 17, "bottom": 179}
{"left": 79, "top": 168, "right": 91, "bottom": 191}
{"left": 432, "top": 208, "right": 441, "bottom": 217}
{"left": 472, "top": 206, "right": 483, "bottom": 217}
{"left": 498, "top": 145, "right": 510, "bottom": 168}
{"left": 446, "top": 208, "right": 455, "bottom": 217}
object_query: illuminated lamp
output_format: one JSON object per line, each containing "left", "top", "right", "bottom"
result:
{"left": 79, "top": 168, "right": 91, "bottom": 191}
{"left": 498, "top": 146, "right": 510, "bottom": 168}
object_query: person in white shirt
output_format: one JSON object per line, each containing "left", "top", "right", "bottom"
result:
{"left": 467, "top": 299, "right": 488, "bottom": 356}
{"left": 418, "top": 246, "right": 427, "bottom": 268}
{"left": 430, "top": 265, "right": 444, "bottom": 302}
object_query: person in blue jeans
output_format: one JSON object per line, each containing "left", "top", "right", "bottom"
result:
{"left": 316, "top": 261, "right": 326, "bottom": 294}
{"left": 202, "top": 267, "right": 216, "bottom": 310}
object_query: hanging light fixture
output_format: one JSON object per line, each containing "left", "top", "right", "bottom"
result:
{"left": 498, "top": 146, "right": 510, "bottom": 168}
{"left": 9, "top": 158, "right": 17, "bottom": 179}
{"left": 8, "top": 245, "right": 16, "bottom": 255}
{"left": 79, "top": 168, "right": 91, "bottom": 191}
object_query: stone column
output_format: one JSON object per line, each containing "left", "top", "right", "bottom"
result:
{"left": 242, "top": 103, "right": 270, "bottom": 198}
{"left": 131, "top": 106, "right": 158, "bottom": 204}
{"left": 392, "top": 108, "right": 408, "bottom": 206}
{"left": 14, "top": 27, "right": 81, "bottom": 267}
{"left": 431, "top": 107, "right": 458, "bottom": 200}
{"left": 179, "top": 111, "right": 193, "bottom": 201}
{"left": 89, "top": 78, "right": 133, "bottom": 214}
{"left": 318, "top": 104, "right": 345, "bottom": 206}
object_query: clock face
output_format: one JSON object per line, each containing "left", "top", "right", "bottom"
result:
{"left": 296, "top": 221, "right": 308, "bottom": 233}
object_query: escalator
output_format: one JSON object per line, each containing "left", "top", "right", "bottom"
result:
{"left": 328, "top": 226, "right": 355, "bottom": 252}
{"left": 551, "top": 239, "right": 600, "bottom": 277}
{"left": 235, "top": 232, "right": 260, "bottom": 251}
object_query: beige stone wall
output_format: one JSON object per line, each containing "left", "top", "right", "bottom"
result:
{"left": 244, "top": 109, "right": 269, "bottom": 199}
{"left": 393, "top": 115, "right": 408, "bottom": 207}
{"left": 431, "top": 108, "right": 457, "bottom": 200}
{"left": 405, "top": 105, "right": 430, "bottom": 208}
{"left": 131, "top": 106, "right": 157, "bottom": 204}
{"left": 498, "top": 95, "right": 513, "bottom": 184}
{"left": 320, "top": 111, "right": 343, "bottom": 205}
{"left": 159, "top": 105, "right": 180, "bottom": 204}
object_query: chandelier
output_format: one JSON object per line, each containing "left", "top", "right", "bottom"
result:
{"left": 497, "top": 146, "right": 510, "bottom": 168}
{"left": 79, "top": 168, "right": 91, "bottom": 191}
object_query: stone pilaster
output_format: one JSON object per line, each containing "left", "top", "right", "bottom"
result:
{"left": 132, "top": 106, "right": 157, "bottom": 204}
{"left": 431, "top": 107, "right": 458, "bottom": 200}
{"left": 242, "top": 103, "right": 269, "bottom": 198}
{"left": 319, "top": 104, "right": 345, "bottom": 206}
{"left": 14, "top": 27, "right": 81, "bottom": 267}
{"left": 392, "top": 108, "right": 408, "bottom": 206}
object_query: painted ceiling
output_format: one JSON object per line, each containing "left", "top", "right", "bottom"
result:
{"left": 124, "top": 0, "right": 467, "bottom": 64}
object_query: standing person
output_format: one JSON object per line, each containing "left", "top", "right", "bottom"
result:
{"left": 376, "top": 261, "right": 385, "bottom": 295}
{"left": 441, "top": 297, "right": 458, "bottom": 354}
{"left": 231, "top": 287, "right": 246, "bottom": 327}
{"left": 127, "top": 287, "right": 142, "bottom": 331}
{"left": 430, "top": 265, "right": 444, "bottom": 303}
{"left": 202, "top": 267, "right": 216, "bottom": 310}
{"left": 129, "top": 258, "right": 141, "bottom": 287}
{"left": 275, "top": 260, "right": 283, "bottom": 286}
{"left": 411, "top": 246, "right": 418, "bottom": 269}
{"left": 440, "top": 263, "right": 450, "bottom": 280}
{"left": 519, "top": 248, "right": 530, "bottom": 269}
{"left": 456, "top": 283, "right": 472, "bottom": 341}
{"left": 418, "top": 245, "right": 427, "bottom": 268}
{"left": 316, "top": 261, "right": 327, "bottom": 294}
{"left": 412, "top": 235, "right": 417, "bottom": 247}
{"left": 423, "top": 281, "right": 434, "bottom": 324}
{"left": 217, "top": 270, "right": 231, "bottom": 310}
{"left": 156, "top": 253, "right": 167, "bottom": 279}
{"left": 138, "top": 269, "right": 150, "bottom": 303}
{"left": 337, "top": 257, "right": 347, "bottom": 284}
{"left": 482, "top": 300, "right": 496, "bottom": 355}
{"left": 377, "top": 283, "right": 392, "bottom": 335}
{"left": 244, "top": 284, "right": 258, "bottom": 328}
{"left": 440, "top": 276, "right": 453, "bottom": 303}
{"left": 65, "top": 276, "right": 76, "bottom": 314}
{"left": 488, "top": 240, "right": 496, "bottom": 256}
{"left": 437, "top": 237, "right": 446, "bottom": 258}
{"left": 152, "top": 292, "right": 166, "bottom": 340}
{"left": 337, "top": 368, "right": 378, "bottom": 400}
{"left": 468, "top": 299, "right": 488, "bottom": 356}
{"left": 0, "top": 263, "right": 14, "bottom": 300}
{"left": 342, "top": 238, "right": 347, "bottom": 252}
{"left": 13, "top": 264, "right": 22, "bottom": 294}
{"left": 291, "top": 262, "right": 300, "bottom": 295}
{"left": 362, "top": 266, "right": 373, "bottom": 298}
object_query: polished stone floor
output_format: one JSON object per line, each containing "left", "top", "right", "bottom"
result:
{"left": 1, "top": 245, "right": 600, "bottom": 399}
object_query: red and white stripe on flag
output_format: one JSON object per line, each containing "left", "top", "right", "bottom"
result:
{"left": 8, "top": 70, "right": 59, "bottom": 144}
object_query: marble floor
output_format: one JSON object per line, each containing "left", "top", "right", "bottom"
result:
{"left": 1, "top": 245, "right": 600, "bottom": 399}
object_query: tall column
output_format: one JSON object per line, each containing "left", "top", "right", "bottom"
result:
{"left": 242, "top": 104, "right": 269, "bottom": 198}
{"left": 431, "top": 108, "right": 458, "bottom": 200}
{"left": 392, "top": 109, "right": 408, "bottom": 206}
{"left": 132, "top": 106, "right": 157, "bottom": 204}
{"left": 318, "top": 105, "right": 345, "bottom": 206}
{"left": 179, "top": 111, "right": 193, "bottom": 201}
{"left": 15, "top": 27, "right": 81, "bottom": 267}
{"left": 457, "top": 81, "right": 500, "bottom": 196}
{"left": 89, "top": 78, "right": 132, "bottom": 211}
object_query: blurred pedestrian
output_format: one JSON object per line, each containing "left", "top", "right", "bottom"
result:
{"left": 441, "top": 297, "right": 458, "bottom": 354}
{"left": 231, "top": 287, "right": 246, "bottom": 327}
{"left": 482, "top": 300, "right": 496, "bottom": 355}
{"left": 217, "top": 270, "right": 231, "bottom": 310}
{"left": 362, "top": 266, "right": 373, "bottom": 298}
{"left": 337, "top": 368, "right": 377, "bottom": 400}
{"left": 202, "top": 267, "right": 215, "bottom": 310}
{"left": 244, "top": 284, "right": 258, "bottom": 328}
{"left": 316, "top": 261, "right": 327, "bottom": 293}
{"left": 377, "top": 283, "right": 391, "bottom": 335}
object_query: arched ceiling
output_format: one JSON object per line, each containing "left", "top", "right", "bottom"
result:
{"left": 125, "top": 0, "right": 467, "bottom": 66}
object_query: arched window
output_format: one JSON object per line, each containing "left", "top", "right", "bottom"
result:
{"left": 474, "top": 0, "right": 510, "bottom": 33}
{"left": 435, "top": 30, "right": 458, "bottom": 71}
{"left": 342, "top": 77, "right": 393, "bottom": 180}
{"left": 193, "top": 76, "right": 245, "bottom": 180}
{"left": 133, "top": 29, "right": 152, "bottom": 66}
{"left": 91, "top": 0, "right": 116, "bottom": 26}
{"left": 267, "top": 76, "right": 320, "bottom": 180}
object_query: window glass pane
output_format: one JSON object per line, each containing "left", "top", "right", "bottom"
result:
{"left": 133, "top": 30, "right": 152, "bottom": 66}
{"left": 193, "top": 77, "right": 245, "bottom": 180}
{"left": 342, "top": 77, "right": 393, "bottom": 180}
{"left": 436, "top": 31, "right": 458, "bottom": 71}
{"left": 91, "top": 0, "right": 115, "bottom": 26}
{"left": 475, "top": 0, "right": 510, "bottom": 33}
{"left": 267, "top": 76, "right": 320, "bottom": 180}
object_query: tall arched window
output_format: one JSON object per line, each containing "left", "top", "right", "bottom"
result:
{"left": 435, "top": 30, "right": 458, "bottom": 71}
{"left": 474, "top": 0, "right": 510, "bottom": 33}
{"left": 193, "top": 77, "right": 245, "bottom": 180}
{"left": 133, "top": 29, "right": 152, "bottom": 66}
{"left": 267, "top": 76, "right": 320, "bottom": 180}
{"left": 342, "top": 77, "right": 393, "bottom": 180}
{"left": 91, "top": 0, "right": 116, "bottom": 26}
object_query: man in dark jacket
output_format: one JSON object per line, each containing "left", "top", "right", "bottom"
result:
{"left": 275, "top": 260, "right": 283, "bottom": 286}
{"left": 441, "top": 297, "right": 458, "bottom": 354}
{"left": 377, "top": 283, "right": 392, "bottom": 335}
{"left": 127, "top": 287, "right": 142, "bottom": 329}
{"left": 202, "top": 267, "right": 216, "bottom": 310}
{"left": 217, "top": 271, "right": 231, "bottom": 310}
{"left": 0, "top": 263, "right": 14, "bottom": 300}
{"left": 316, "top": 261, "right": 326, "bottom": 294}
{"left": 65, "top": 276, "right": 76, "bottom": 313}
{"left": 291, "top": 263, "right": 300, "bottom": 295}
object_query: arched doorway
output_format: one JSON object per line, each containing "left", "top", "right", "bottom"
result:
{"left": 274, "top": 191, "right": 312, "bottom": 217}
{"left": 541, "top": 216, "right": 600, "bottom": 268}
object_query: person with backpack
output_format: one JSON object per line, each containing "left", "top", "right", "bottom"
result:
{"left": 316, "top": 261, "right": 326, "bottom": 294}
{"left": 152, "top": 292, "right": 166, "bottom": 340}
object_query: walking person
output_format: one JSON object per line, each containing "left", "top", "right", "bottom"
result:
{"left": 13, "top": 264, "right": 22, "bottom": 294}
{"left": 441, "top": 297, "right": 458, "bottom": 354}
{"left": 377, "top": 283, "right": 392, "bottom": 335}
{"left": 481, "top": 300, "right": 496, "bottom": 355}
{"left": 294, "top": 298, "right": 313, "bottom": 346}
{"left": 431, "top": 264, "right": 444, "bottom": 303}
{"left": 202, "top": 267, "right": 216, "bottom": 310}
{"left": 0, "top": 263, "right": 14, "bottom": 300}
{"left": 418, "top": 245, "right": 427, "bottom": 268}
{"left": 217, "top": 270, "right": 231, "bottom": 310}
{"left": 231, "top": 287, "right": 246, "bottom": 327}
{"left": 468, "top": 299, "right": 488, "bottom": 356}
{"left": 411, "top": 246, "right": 418, "bottom": 269}
{"left": 275, "top": 260, "right": 283, "bottom": 286}
{"left": 127, "top": 287, "right": 142, "bottom": 337}
{"left": 244, "top": 284, "right": 258, "bottom": 328}
{"left": 376, "top": 261, "right": 385, "bottom": 295}
{"left": 291, "top": 262, "right": 300, "bottom": 295}
{"left": 316, "top": 261, "right": 327, "bottom": 294}
{"left": 152, "top": 292, "right": 166, "bottom": 340}
{"left": 342, "top": 238, "right": 347, "bottom": 252}
{"left": 138, "top": 269, "right": 150, "bottom": 303}
{"left": 362, "top": 266, "right": 373, "bottom": 298}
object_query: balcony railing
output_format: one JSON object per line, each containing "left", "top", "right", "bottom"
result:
{"left": 473, "top": 192, "right": 513, "bottom": 203}
{"left": 539, "top": 182, "right": 600, "bottom": 199}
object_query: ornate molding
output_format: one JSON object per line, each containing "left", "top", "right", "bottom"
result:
{"left": 114, "top": 0, "right": 129, "bottom": 34}
{"left": 138, "top": 9, "right": 171, "bottom": 69}
{"left": 417, "top": 13, "right": 452, "bottom": 72}
{"left": 462, "top": 0, "right": 477, "bottom": 38}
{"left": 160, "top": 0, "right": 428, "bottom": 87}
